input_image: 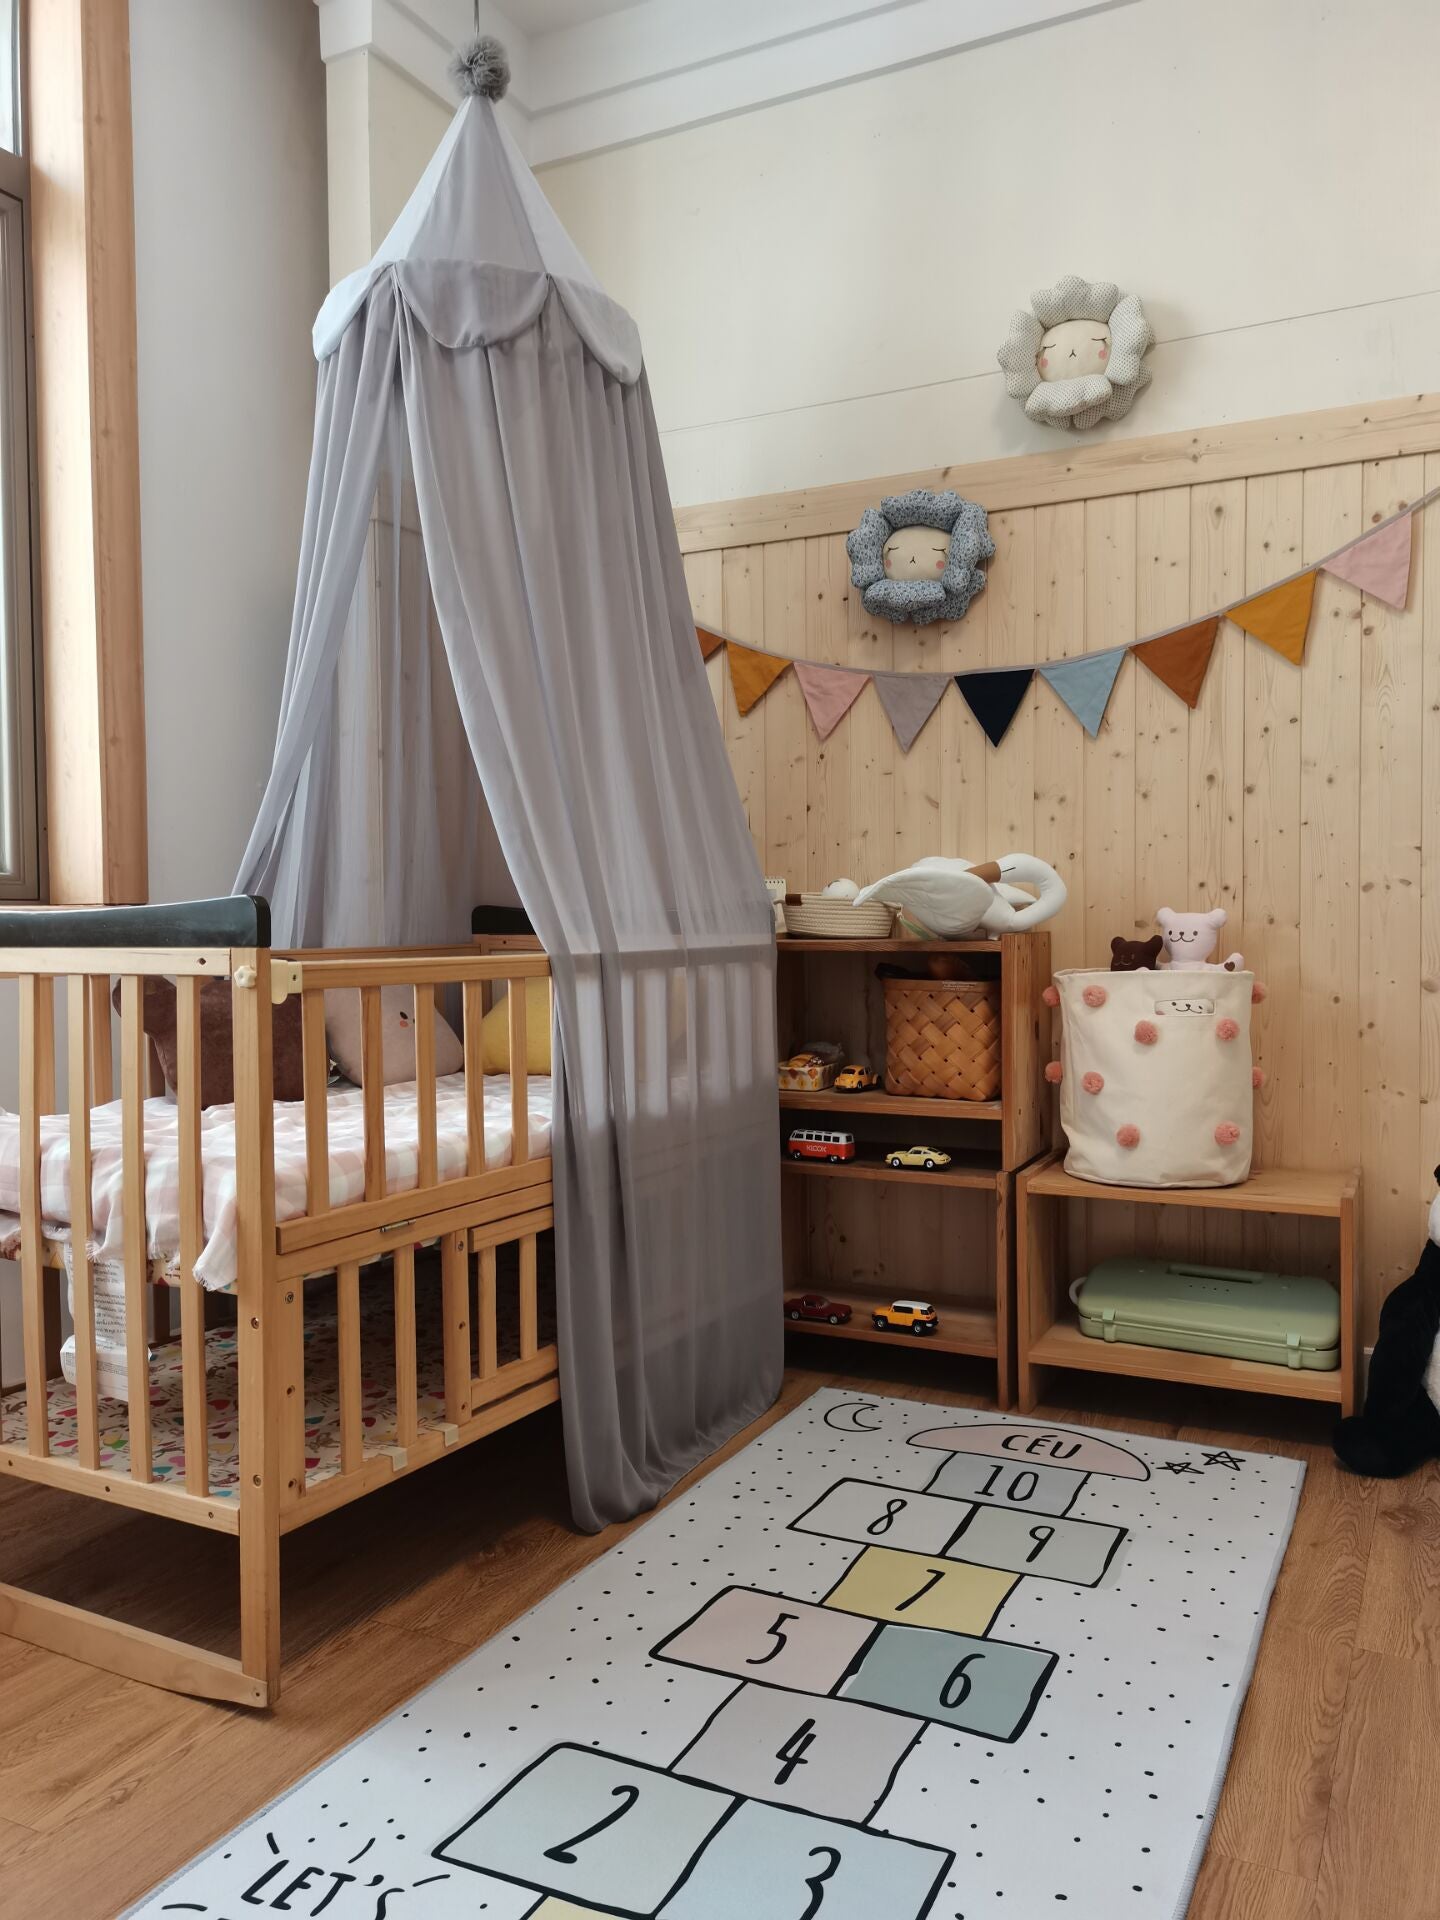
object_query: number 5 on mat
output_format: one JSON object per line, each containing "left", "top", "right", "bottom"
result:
{"left": 822, "top": 1545, "right": 1018, "bottom": 1634}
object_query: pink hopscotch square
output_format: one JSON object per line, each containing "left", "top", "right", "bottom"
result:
{"left": 651, "top": 1586, "right": 876, "bottom": 1697}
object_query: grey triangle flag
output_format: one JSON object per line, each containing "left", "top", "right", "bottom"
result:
{"left": 872, "top": 671, "right": 951, "bottom": 753}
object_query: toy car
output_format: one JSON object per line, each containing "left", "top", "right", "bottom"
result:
{"left": 884, "top": 1145, "right": 952, "bottom": 1172}
{"left": 871, "top": 1298, "right": 939, "bottom": 1336}
{"left": 788, "top": 1128, "right": 856, "bottom": 1163}
{"left": 834, "top": 1064, "right": 878, "bottom": 1092}
{"left": 785, "top": 1292, "right": 852, "bottom": 1326}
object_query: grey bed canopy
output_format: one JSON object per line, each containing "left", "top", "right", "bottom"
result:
{"left": 234, "top": 45, "right": 781, "bottom": 1529}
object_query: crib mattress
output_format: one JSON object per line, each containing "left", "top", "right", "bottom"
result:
{"left": 0, "top": 1261, "right": 557, "bottom": 1495}
{"left": 0, "top": 1072, "right": 552, "bottom": 1292}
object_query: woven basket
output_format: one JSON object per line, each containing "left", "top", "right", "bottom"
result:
{"left": 883, "top": 978, "right": 1001, "bottom": 1102}
{"left": 784, "top": 899, "right": 895, "bottom": 938}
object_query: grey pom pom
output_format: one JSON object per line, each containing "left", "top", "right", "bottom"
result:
{"left": 449, "top": 35, "right": 509, "bottom": 100}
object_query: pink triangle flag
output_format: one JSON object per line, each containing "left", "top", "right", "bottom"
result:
{"left": 1321, "top": 512, "right": 1413, "bottom": 611}
{"left": 793, "top": 660, "right": 869, "bottom": 740}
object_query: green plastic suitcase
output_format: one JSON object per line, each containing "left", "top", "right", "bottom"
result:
{"left": 1071, "top": 1257, "right": 1341, "bottom": 1371}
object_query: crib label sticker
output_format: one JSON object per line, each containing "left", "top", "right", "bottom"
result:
{"left": 788, "top": 1478, "right": 968, "bottom": 1557}
{"left": 925, "top": 1449, "right": 1087, "bottom": 1514}
{"left": 435, "top": 1745, "right": 734, "bottom": 1915}
{"left": 673, "top": 1683, "right": 922, "bottom": 1823}
{"left": 822, "top": 1544, "right": 1018, "bottom": 1634}
{"left": 839, "top": 1622, "right": 1058, "bottom": 1741}
{"left": 943, "top": 1502, "right": 1128, "bottom": 1586}
{"left": 654, "top": 1798, "right": 954, "bottom": 1920}
{"left": 652, "top": 1586, "right": 876, "bottom": 1696}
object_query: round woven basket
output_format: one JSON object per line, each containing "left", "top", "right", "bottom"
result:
{"left": 883, "top": 977, "right": 1001, "bottom": 1101}
{"left": 784, "top": 898, "right": 895, "bottom": 938}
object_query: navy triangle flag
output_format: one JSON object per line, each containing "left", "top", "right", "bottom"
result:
{"left": 955, "top": 667, "right": 1035, "bottom": 747}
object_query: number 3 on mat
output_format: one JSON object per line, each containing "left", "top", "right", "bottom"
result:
{"left": 800, "top": 1843, "right": 841, "bottom": 1918}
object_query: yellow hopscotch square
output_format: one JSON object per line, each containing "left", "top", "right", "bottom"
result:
{"left": 823, "top": 1545, "right": 1018, "bottom": 1635}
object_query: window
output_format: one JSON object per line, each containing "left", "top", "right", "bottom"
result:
{"left": 0, "top": 0, "right": 39, "bottom": 899}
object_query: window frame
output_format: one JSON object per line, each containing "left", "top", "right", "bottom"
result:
{"left": 0, "top": 134, "right": 43, "bottom": 902}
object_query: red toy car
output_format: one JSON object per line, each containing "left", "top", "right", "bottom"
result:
{"left": 785, "top": 1292, "right": 853, "bottom": 1326}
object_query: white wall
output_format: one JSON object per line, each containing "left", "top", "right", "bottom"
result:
{"left": 534, "top": 0, "right": 1440, "bottom": 506}
{"left": 131, "top": 0, "right": 329, "bottom": 900}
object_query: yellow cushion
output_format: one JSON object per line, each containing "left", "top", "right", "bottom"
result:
{"left": 479, "top": 976, "right": 552, "bottom": 1075}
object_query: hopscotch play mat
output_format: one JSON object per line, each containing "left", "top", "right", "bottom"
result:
{"left": 129, "top": 1390, "right": 1304, "bottom": 1920}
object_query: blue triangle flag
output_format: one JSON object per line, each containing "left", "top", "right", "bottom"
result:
{"left": 1037, "top": 646, "right": 1128, "bottom": 738}
{"left": 955, "top": 668, "right": 1034, "bottom": 748}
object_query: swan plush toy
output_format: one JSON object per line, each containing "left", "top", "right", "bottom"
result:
{"left": 854, "top": 854, "right": 1067, "bottom": 940}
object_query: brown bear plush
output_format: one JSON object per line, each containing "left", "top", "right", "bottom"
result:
{"left": 1110, "top": 934, "right": 1163, "bottom": 972}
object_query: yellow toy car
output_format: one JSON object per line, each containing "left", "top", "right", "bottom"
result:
{"left": 872, "top": 1298, "right": 939, "bottom": 1336}
{"left": 834, "top": 1064, "right": 878, "bottom": 1092}
{"left": 884, "top": 1145, "right": 952, "bottom": 1172}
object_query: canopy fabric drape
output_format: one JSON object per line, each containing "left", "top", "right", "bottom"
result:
{"left": 235, "top": 93, "right": 782, "bottom": 1528}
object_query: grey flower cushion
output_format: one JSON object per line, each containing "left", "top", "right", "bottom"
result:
{"left": 846, "top": 489, "right": 994, "bottom": 626}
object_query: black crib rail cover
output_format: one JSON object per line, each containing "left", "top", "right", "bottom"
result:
{"left": 0, "top": 894, "right": 272, "bottom": 949}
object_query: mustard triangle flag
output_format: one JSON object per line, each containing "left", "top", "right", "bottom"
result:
{"left": 1228, "top": 571, "right": 1317, "bottom": 666}
{"left": 726, "top": 642, "right": 791, "bottom": 716}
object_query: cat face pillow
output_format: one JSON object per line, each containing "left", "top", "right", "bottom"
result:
{"left": 1110, "top": 934, "right": 1163, "bottom": 972}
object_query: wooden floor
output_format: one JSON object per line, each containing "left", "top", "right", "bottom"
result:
{"left": 1, "top": 1343, "right": 1437, "bottom": 1919}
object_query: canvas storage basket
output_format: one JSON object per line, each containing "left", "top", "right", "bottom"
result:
{"left": 883, "top": 978, "right": 1001, "bottom": 1102}
{"left": 1056, "top": 967, "right": 1255, "bottom": 1187}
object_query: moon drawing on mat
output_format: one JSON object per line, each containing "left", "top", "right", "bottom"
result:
{"left": 823, "top": 1401, "right": 884, "bottom": 1434}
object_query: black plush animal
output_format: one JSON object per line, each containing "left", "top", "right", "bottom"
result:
{"left": 1333, "top": 1172, "right": 1440, "bottom": 1478}
{"left": 1110, "top": 934, "right": 1163, "bottom": 972}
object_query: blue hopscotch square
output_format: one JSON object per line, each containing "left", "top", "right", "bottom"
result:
{"left": 673, "top": 1681, "right": 921, "bottom": 1824}
{"left": 839, "top": 1621, "right": 1057, "bottom": 1741}
{"left": 944, "top": 1500, "right": 1127, "bottom": 1586}
{"left": 789, "top": 1478, "right": 970, "bottom": 1557}
{"left": 658, "top": 1797, "right": 955, "bottom": 1920}
{"left": 434, "top": 1744, "right": 735, "bottom": 1918}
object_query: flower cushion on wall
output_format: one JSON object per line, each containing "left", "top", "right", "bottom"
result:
{"left": 1053, "top": 966, "right": 1256, "bottom": 1187}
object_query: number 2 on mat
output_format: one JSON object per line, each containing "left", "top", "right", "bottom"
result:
{"left": 799, "top": 1843, "right": 841, "bottom": 1918}
{"left": 774, "top": 1718, "right": 817, "bottom": 1785}
{"left": 542, "top": 1782, "right": 639, "bottom": 1864}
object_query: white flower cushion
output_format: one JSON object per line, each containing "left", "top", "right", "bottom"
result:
{"left": 1056, "top": 967, "right": 1254, "bottom": 1188}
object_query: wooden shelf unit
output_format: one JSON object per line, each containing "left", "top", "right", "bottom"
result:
{"left": 775, "top": 930, "right": 1052, "bottom": 1408}
{"left": 1016, "top": 1155, "right": 1362, "bottom": 1415}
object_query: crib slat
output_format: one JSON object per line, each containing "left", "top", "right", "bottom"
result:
{"left": 120, "top": 977, "right": 153, "bottom": 1480}
{"left": 519, "top": 1232, "right": 538, "bottom": 1361}
{"left": 476, "top": 1242, "right": 497, "bottom": 1381}
{"left": 463, "top": 979, "right": 484, "bottom": 1176}
{"left": 338, "top": 1260, "right": 362, "bottom": 1474}
{"left": 441, "top": 1230, "right": 471, "bottom": 1426}
{"left": 66, "top": 977, "right": 100, "bottom": 1470}
{"left": 280, "top": 1281, "right": 306, "bottom": 1506}
{"left": 301, "top": 988, "right": 330, "bottom": 1217}
{"left": 393, "top": 1244, "right": 418, "bottom": 1449}
{"left": 88, "top": 975, "right": 113, "bottom": 1105}
{"left": 18, "top": 977, "right": 50, "bottom": 1457}
{"left": 414, "top": 988, "right": 438, "bottom": 1188}
{"left": 507, "top": 980, "right": 528, "bottom": 1167}
{"left": 360, "top": 987, "right": 384, "bottom": 1202}
{"left": 176, "top": 976, "right": 208, "bottom": 1496}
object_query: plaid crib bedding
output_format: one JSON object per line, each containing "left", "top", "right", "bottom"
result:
{"left": 0, "top": 1072, "right": 553, "bottom": 1292}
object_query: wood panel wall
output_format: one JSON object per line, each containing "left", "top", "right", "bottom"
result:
{"left": 681, "top": 398, "right": 1440, "bottom": 1339}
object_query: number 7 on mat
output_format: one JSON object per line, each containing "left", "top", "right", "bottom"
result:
{"left": 822, "top": 1544, "right": 1018, "bottom": 1634}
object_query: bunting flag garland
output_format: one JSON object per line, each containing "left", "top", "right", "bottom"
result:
{"left": 1321, "top": 511, "right": 1413, "bottom": 610}
{"left": 727, "top": 642, "right": 791, "bottom": 715}
{"left": 1038, "top": 646, "right": 1128, "bottom": 738}
{"left": 873, "top": 671, "right": 951, "bottom": 752}
{"left": 1227, "top": 571, "right": 1317, "bottom": 666}
{"left": 956, "top": 668, "right": 1034, "bottom": 748}
{"left": 1131, "top": 617, "right": 1219, "bottom": 709}
{"left": 793, "top": 660, "right": 869, "bottom": 739}
{"left": 690, "top": 482, "right": 1431, "bottom": 748}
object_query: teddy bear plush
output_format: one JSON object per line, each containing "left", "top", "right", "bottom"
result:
{"left": 1333, "top": 1173, "right": 1440, "bottom": 1478}
{"left": 1110, "top": 934, "right": 1163, "bottom": 971}
{"left": 1156, "top": 906, "right": 1243, "bottom": 972}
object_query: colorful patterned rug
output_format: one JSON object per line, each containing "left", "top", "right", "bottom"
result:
{"left": 125, "top": 1390, "right": 1303, "bottom": 1920}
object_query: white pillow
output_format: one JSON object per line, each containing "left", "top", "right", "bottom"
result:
{"left": 326, "top": 984, "right": 463, "bottom": 1087}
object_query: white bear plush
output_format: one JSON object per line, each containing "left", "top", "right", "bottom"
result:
{"left": 1156, "top": 906, "right": 1243, "bottom": 972}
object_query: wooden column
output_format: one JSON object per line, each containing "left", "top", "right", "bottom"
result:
{"left": 28, "top": 0, "right": 147, "bottom": 903}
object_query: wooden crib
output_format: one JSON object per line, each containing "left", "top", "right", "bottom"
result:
{"left": 0, "top": 896, "right": 556, "bottom": 1706}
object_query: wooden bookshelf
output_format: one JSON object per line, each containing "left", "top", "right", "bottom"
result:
{"left": 775, "top": 929, "right": 1052, "bottom": 1408}
{"left": 1016, "top": 1155, "right": 1362, "bottom": 1415}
